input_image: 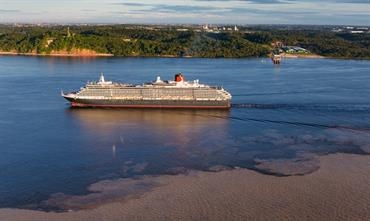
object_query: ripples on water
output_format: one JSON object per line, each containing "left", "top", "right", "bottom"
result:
{"left": 0, "top": 56, "right": 369, "bottom": 209}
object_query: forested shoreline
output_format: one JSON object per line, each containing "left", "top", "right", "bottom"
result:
{"left": 0, "top": 25, "right": 369, "bottom": 59}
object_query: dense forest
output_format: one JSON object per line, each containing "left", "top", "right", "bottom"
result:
{"left": 0, "top": 25, "right": 369, "bottom": 59}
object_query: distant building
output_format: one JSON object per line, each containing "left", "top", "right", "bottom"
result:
{"left": 332, "top": 28, "right": 343, "bottom": 32}
{"left": 282, "top": 46, "right": 309, "bottom": 54}
{"left": 202, "top": 24, "right": 221, "bottom": 33}
{"left": 350, "top": 30, "right": 364, "bottom": 34}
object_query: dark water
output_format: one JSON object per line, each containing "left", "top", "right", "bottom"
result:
{"left": 0, "top": 56, "right": 369, "bottom": 209}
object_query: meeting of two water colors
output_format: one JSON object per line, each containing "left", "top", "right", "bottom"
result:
{"left": 0, "top": 56, "right": 369, "bottom": 210}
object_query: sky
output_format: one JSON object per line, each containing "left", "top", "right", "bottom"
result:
{"left": 0, "top": 0, "right": 369, "bottom": 25}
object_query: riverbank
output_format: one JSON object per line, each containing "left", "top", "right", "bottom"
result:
{"left": 0, "top": 153, "right": 368, "bottom": 221}
{"left": 0, "top": 51, "right": 324, "bottom": 59}
{"left": 0, "top": 49, "right": 113, "bottom": 57}
{"left": 282, "top": 53, "right": 325, "bottom": 59}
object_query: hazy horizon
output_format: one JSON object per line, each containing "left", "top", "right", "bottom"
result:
{"left": 0, "top": 0, "right": 369, "bottom": 26}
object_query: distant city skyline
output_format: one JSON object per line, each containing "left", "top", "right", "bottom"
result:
{"left": 0, "top": 0, "right": 369, "bottom": 25}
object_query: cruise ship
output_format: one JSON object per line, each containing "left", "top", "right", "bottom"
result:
{"left": 62, "top": 73, "right": 232, "bottom": 109}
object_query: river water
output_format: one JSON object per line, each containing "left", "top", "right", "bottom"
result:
{"left": 0, "top": 56, "right": 369, "bottom": 209}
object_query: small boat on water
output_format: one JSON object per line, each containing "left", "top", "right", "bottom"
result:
{"left": 271, "top": 53, "right": 282, "bottom": 64}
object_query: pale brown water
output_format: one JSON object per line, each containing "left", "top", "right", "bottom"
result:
{"left": 0, "top": 154, "right": 368, "bottom": 221}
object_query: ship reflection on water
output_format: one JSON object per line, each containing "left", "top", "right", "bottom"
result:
{"left": 67, "top": 108, "right": 229, "bottom": 130}
{"left": 65, "top": 108, "right": 231, "bottom": 176}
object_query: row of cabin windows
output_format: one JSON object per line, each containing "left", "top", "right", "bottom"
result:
{"left": 79, "top": 88, "right": 223, "bottom": 98}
